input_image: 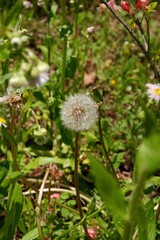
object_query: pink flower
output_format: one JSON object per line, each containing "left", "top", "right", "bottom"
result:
{"left": 87, "top": 26, "right": 94, "bottom": 33}
{"left": 51, "top": 193, "right": 60, "bottom": 199}
{"left": 108, "top": 0, "right": 121, "bottom": 12}
{"left": 135, "top": 0, "right": 149, "bottom": 10}
{"left": 120, "top": 1, "right": 130, "bottom": 13}
{"left": 88, "top": 225, "right": 99, "bottom": 240}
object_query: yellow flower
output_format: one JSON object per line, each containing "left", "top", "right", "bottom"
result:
{"left": 110, "top": 79, "right": 116, "bottom": 85}
{"left": 0, "top": 117, "right": 7, "bottom": 127}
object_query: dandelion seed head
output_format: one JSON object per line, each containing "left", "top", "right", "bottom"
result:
{"left": 146, "top": 83, "right": 160, "bottom": 102}
{"left": 60, "top": 94, "right": 98, "bottom": 132}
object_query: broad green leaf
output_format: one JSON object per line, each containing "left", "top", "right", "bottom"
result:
{"left": 113, "top": 214, "right": 124, "bottom": 236}
{"left": 145, "top": 201, "right": 156, "bottom": 240}
{"left": 134, "top": 132, "right": 160, "bottom": 179}
{"left": 136, "top": 204, "right": 148, "bottom": 240}
{"left": 22, "top": 227, "right": 39, "bottom": 240}
{"left": 0, "top": 160, "right": 9, "bottom": 185}
{"left": 0, "top": 48, "right": 10, "bottom": 61}
{"left": 0, "top": 72, "right": 13, "bottom": 84}
{"left": 10, "top": 171, "right": 22, "bottom": 182}
{"left": 65, "top": 56, "right": 77, "bottom": 79}
{"left": 4, "top": 0, "right": 22, "bottom": 27}
{"left": 2, "top": 125, "right": 17, "bottom": 147}
{"left": 2, "top": 182, "right": 23, "bottom": 239}
{"left": 147, "top": 2, "right": 157, "bottom": 12}
{"left": 86, "top": 152, "right": 126, "bottom": 217}
{"left": 24, "top": 156, "right": 64, "bottom": 171}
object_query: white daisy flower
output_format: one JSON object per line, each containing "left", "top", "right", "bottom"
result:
{"left": 60, "top": 94, "right": 98, "bottom": 131}
{"left": 146, "top": 83, "right": 160, "bottom": 102}
{"left": 0, "top": 117, "right": 7, "bottom": 128}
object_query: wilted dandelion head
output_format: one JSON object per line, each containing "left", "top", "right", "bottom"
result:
{"left": 0, "top": 91, "right": 22, "bottom": 110}
{"left": 146, "top": 83, "right": 160, "bottom": 102}
{"left": 60, "top": 94, "right": 98, "bottom": 132}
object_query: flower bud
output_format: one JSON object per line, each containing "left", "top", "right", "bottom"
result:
{"left": 120, "top": 1, "right": 130, "bottom": 13}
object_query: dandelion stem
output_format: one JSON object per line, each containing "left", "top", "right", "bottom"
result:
{"left": 10, "top": 109, "right": 16, "bottom": 171}
{"left": 60, "top": 0, "right": 67, "bottom": 96}
{"left": 98, "top": 104, "right": 119, "bottom": 184}
{"left": 74, "top": 132, "right": 90, "bottom": 239}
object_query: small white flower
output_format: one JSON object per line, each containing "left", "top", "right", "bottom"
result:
{"left": 11, "top": 37, "right": 22, "bottom": 49}
{"left": 23, "top": 0, "right": 33, "bottom": 8}
{"left": 60, "top": 94, "right": 98, "bottom": 131}
{"left": 146, "top": 83, "right": 160, "bottom": 102}
{"left": 31, "top": 72, "right": 49, "bottom": 87}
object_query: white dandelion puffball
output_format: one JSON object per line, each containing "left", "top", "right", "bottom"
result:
{"left": 146, "top": 83, "right": 160, "bottom": 102}
{"left": 60, "top": 94, "right": 98, "bottom": 131}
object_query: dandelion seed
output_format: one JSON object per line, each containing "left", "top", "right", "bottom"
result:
{"left": 60, "top": 94, "right": 98, "bottom": 132}
{"left": 146, "top": 83, "right": 160, "bottom": 102}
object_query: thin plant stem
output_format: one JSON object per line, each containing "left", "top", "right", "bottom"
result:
{"left": 74, "top": 132, "right": 91, "bottom": 239}
{"left": 36, "top": 168, "right": 50, "bottom": 240}
{"left": 60, "top": 0, "right": 67, "bottom": 96}
{"left": 10, "top": 109, "right": 16, "bottom": 171}
{"left": 55, "top": 205, "right": 107, "bottom": 240}
{"left": 98, "top": 104, "right": 119, "bottom": 184}
{"left": 123, "top": 172, "right": 146, "bottom": 240}
{"left": 102, "top": 0, "right": 160, "bottom": 81}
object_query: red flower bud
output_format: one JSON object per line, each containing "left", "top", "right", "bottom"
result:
{"left": 120, "top": 1, "right": 130, "bottom": 13}
{"left": 135, "top": 0, "right": 149, "bottom": 10}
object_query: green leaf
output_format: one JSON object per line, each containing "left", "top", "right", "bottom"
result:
{"left": 4, "top": 0, "right": 23, "bottom": 27}
{"left": 2, "top": 125, "right": 17, "bottom": 147}
{"left": 136, "top": 204, "right": 148, "bottom": 240}
{"left": 134, "top": 132, "right": 160, "bottom": 179}
{"left": 0, "top": 72, "right": 13, "bottom": 84}
{"left": 39, "top": 45, "right": 48, "bottom": 63}
{"left": 56, "top": 117, "right": 72, "bottom": 145}
{"left": 57, "top": 22, "right": 73, "bottom": 38}
{"left": 147, "top": 2, "right": 157, "bottom": 12}
{"left": 22, "top": 227, "right": 39, "bottom": 240}
{"left": 24, "top": 156, "right": 64, "bottom": 172}
{"left": 23, "top": 89, "right": 32, "bottom": 110}
{"left": 86, "top": 198, "right": 96, "bottom": 216}
{"left": 65, "top": 56, "right": 77, "bottom": 79}
{"left": 86, "top": 152, "right": 126, "bottom": 217}
{"left": 1, "top": 182, "right": 23, "bottom": 239}
{"left": 145, "top": 201, "right": 156, "bottom": 240}
{"left": 51, "top": 2, "right": 58, "bottom": 16}
{"left": 0, "top": 48, "right": 10, "bottom": 61}
{"left": 10, "top": 171, "right": 22, "bottom": 182}
{"left": 33, "top": 90, "right": 46, "bottom": 103}
{"left": 0, "top": 160, "right": 9, "bottom": 185}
